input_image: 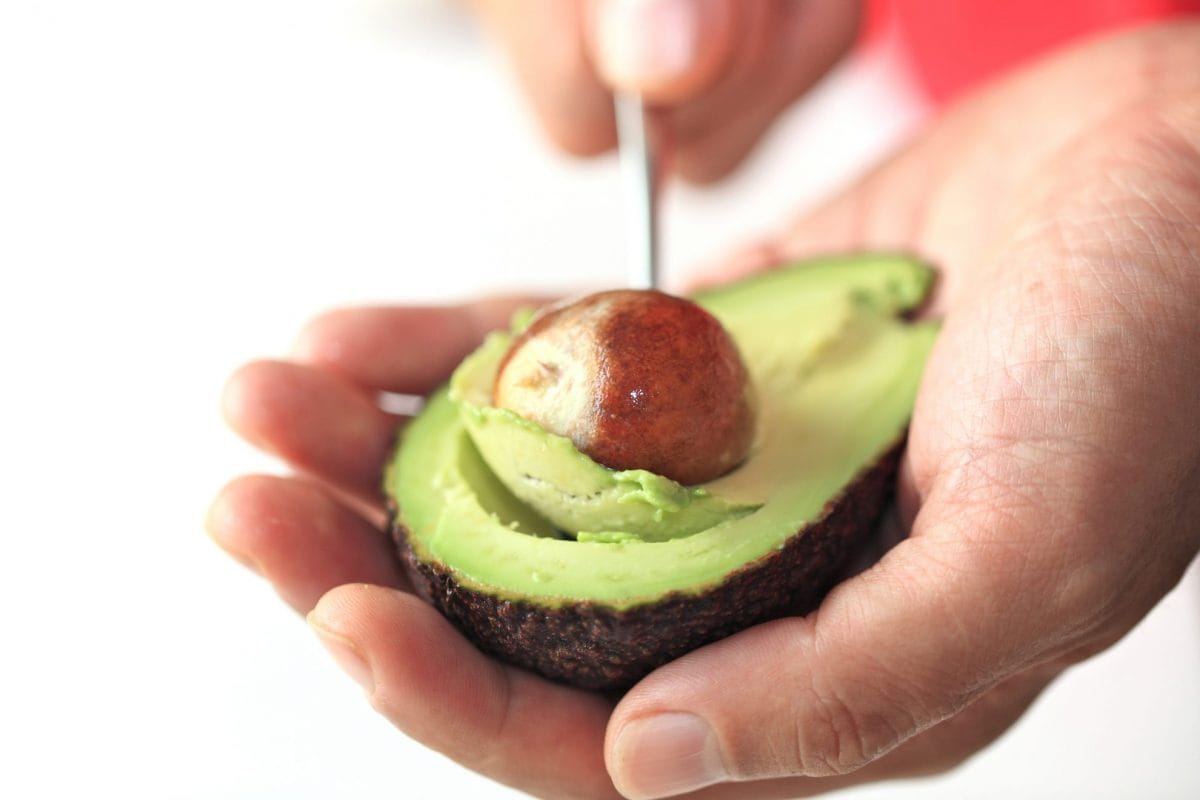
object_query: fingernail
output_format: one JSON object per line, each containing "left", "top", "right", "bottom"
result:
{"left": 592, "top": 0, "right": 701, "bottom": 88}
{"left": 308, "top": 615, "right": 376, "bottom": 695}
{"left": 610, "top": 712, "right": 727, "bottom": 799}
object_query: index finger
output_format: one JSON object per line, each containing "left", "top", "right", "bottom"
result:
{"left": 293, "top": 295, "right": 547, "bottom": 395}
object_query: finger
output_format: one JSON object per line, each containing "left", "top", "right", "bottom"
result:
{"left": 206, "top": 475, "right": 408, "bottom": 613}
{"left": 672, "top": 667, "right": 1056, "bottom": 799}
{"left": 472, "top": 0, "right": 615, "bottom": 156}
{"left": 586, "top": 0, "right": 737, "bottom": 102}
{"left": 856, "top": 665, "right": 1057, "bottom": 780}
{"left": 603, "top": 504, "right": 1086, "bottom": 798}
{"left": 308, "top": 584, "right": 622, "bottom": 800}
{"left": 222, "top": 360, "right": 397, "bottom": 502}
{"left": 293, "top": 295, "right": 545, "bottom": 395}
{"left": 667, "top": 0, "right": 861, "bottom": 183}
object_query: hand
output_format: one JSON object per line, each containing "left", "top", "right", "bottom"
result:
{"left": 467, "top": 0, "right": 860, "bottom": 182}
{"left": 207, "top": 21, "right": 1200, "bottom": 800}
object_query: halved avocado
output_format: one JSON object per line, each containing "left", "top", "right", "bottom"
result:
{"left": 384, "top": 255, "right": 937, "bottom": 691}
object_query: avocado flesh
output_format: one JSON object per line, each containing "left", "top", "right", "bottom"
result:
{"left": 450, "top": 333, "right": 762, "bottom": 541}
{"left": 387, "top": 255, "right": 937, "bottom": 610}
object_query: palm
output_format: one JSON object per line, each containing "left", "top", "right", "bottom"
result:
{"left": 209, "top": 24, "right": 1200, "bottom": 800}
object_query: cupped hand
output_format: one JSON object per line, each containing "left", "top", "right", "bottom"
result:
{"left": 208, "top": 22, "right": 1200, "bottom": 800}
{"left": 467, "top": 0, "right": 860, "bottom": 182}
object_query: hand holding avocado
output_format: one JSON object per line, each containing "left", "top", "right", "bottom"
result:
{"left": 208, "top": 21, "right": 1200, "bottom": 800}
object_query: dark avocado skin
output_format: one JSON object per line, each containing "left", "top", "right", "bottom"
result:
{"left": 388, "top": 440, "right": 903, "bottom": 692}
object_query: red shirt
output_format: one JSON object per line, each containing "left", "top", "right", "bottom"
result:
{"left": 868, "top": 0, "right": 1200, "bottom": 103}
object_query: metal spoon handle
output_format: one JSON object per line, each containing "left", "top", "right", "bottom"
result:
{"left": 614, "top": 92, "right": 659, "bottom": 290}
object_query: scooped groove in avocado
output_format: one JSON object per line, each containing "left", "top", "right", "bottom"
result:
{"left": 385, "top": 255, "right": 937, "bottom": 690}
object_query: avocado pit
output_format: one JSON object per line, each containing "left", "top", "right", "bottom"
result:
{"left": 493, "top": 290, "right": 755, "bottom": 486}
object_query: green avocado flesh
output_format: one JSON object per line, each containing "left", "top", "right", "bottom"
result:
{"left": 450, "top": 334, "right": 762, "bottom": 541}
{"left": 386, "top": 255, "right": 937, "bottom": 610}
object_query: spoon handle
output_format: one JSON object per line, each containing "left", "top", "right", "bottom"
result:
{"left": 614, "top": 92, "right": 660, "bottom": 291}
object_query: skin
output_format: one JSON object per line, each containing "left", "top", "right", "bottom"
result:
{"left": 466, "top": 0, "right": 861, "bottom": 182}
{"left": 208, "top": 22, "right": 1200, "bottom": 800}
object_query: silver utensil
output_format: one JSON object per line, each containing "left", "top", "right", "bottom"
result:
{"left": 614, "top": 92, "right": 659, "bottom": 290}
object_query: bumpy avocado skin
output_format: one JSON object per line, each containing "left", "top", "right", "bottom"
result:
{"left": 388, "top": 442, "right": 901, "bottom": 691}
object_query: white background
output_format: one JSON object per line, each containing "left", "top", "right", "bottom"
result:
{"left": 1, "top": 1, "right": 1197, "bottom": 798}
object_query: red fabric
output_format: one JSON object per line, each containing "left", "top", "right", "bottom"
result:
{"left": 867, "top": 0, "right": 1200, "bottom": 103}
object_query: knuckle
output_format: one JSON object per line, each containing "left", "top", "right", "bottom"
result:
{"left": 800, "top": 690, "right": 871, "bottom": 775}
{"left": 786, "top": 680, "right": 911, "bottom": 777}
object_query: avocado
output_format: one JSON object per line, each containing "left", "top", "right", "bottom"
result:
{"left": 384, "top": 255, "right": 937, "bottom": 691}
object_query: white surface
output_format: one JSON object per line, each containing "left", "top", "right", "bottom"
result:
{"left": 1, "top": 2, "right": 1197, "bottom": 798}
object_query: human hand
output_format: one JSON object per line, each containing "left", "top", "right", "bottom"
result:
{"left": 634, "top": 19, "right": 1200, "bottom": 797}
{"left": 467, "top": 0, "right": 860, "bottom": 182}
{"left": 207, "top": 21, "right": 1200, "bottom": 800}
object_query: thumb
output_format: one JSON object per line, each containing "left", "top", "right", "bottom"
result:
{"left": 604, "top": 497, "right": 1084, "bottom": 799}
{"left": 586, "top": 0, "right": 736, "bottom": 102}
